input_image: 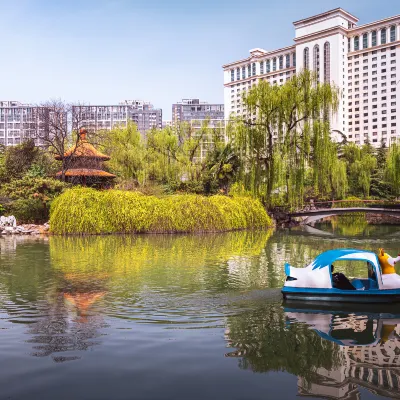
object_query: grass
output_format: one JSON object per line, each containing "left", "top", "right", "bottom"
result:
{"left": 50, "top": 187, "right": 272, "bottom": 235}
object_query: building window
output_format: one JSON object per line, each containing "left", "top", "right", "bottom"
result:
{"left": 260, "top": 61, "right": 264, "bottom": 74}
{"left": 354, "top": 36, "right": 359, "bottom": 51}
{"left": 273, "top": 58, "right": 277, "bottom": 71}
{"left": 286, "top": 54, "right": 290, "bottom": 68}
{"left": 363, "top": 33, "right": 368, "bottom": 49}
{"left": 231, "top": 70, "right": 234, "bottom": 82}
{"left": 248, "top": 64, "right": 251, "bottom": 77}
{"left": 390, "top": 25, "right": 396, "bottom": 42}
{"left": 279, "top": 56, "right": 283, "bottom": 70}
{"left": 381, "top": 28, "right": 387, "bottom": 44}
{"left": 313, "top": 45, "right": 320, "bottom": 79}
{"left": 266, "top": 60, "right": 270, "bottom": 73}
{"left": 371, "top": 31, "right": 377, "bottom": 46}
{"left": 304, "top": 47, "right": 309, "bottom": 69}
{"left": 236, "top": 68, "right": 240, "bottom": 81}
{"left": 242, "top": 66, "right": 246, "bottom": 79}
{"left": 252, "top": 63, "right": 256, "bottom": 76}
{"left": 324, "top": 42, "right": 330, "bottom": 83}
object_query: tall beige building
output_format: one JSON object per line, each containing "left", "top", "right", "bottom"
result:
{"left": 223, "top": 8, "right": 400, "bottom": 146}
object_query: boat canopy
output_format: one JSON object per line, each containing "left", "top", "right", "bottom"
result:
{"left": 284, "top": 249, "right": 383, "bottom": 289}
{"left": 311, "top": 249, "right": 380, "bottom": 270}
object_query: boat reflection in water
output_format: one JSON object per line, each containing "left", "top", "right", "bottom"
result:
{"left": 285, "top": 304, "right": 400, "bottom": 399}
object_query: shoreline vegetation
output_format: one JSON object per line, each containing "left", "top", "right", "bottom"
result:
{"left": 2, "top": 73, "right": 400, "bottom": 229}
{"left": 49, "top": 188, "right": 272, "bottom": 235}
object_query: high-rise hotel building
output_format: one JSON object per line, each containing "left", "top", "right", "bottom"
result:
{"left": 223, "top": 8, "right": 400, "bottom": 145}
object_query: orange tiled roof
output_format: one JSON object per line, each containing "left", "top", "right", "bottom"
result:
{"left": 55, "top": 168, "right": 116, "bottom": 177}
{"left": 55, "top": 129, "right": 110, "bottom": 160}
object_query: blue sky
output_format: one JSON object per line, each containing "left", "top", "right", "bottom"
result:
{"left": 2, "top": 0, "right": 399, "bottom": 119}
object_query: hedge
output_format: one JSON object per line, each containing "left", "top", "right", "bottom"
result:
{"left": 50, "top": 188, "right": 272, "bottom": 235}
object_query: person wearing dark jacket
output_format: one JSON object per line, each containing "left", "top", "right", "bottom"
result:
{"left": 330, "top": 265, "right": 356, "bottom": 290}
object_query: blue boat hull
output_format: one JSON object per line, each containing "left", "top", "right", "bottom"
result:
{"left": 282, "top": 287, "right": 400, "bottom": 303}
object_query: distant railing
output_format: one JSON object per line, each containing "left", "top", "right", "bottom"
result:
{"left": 272, "top": 199, "right": 400, "bottom": 213}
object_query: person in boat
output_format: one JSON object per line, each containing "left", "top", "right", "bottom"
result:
{"left": 368, "top": 262, "right": 377, "bottom": 280}
{"left": 330, "top": 264, "right": 356, "bottom": 290}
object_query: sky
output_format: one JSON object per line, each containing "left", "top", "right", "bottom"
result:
{"left": 1, "top": 0, "right": 399, "bottom": 119}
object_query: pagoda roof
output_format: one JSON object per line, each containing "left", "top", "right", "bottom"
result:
{"left": 55, "top": 168, "right": 116, "bottom": 178}
{"left": 55, "top": 128, "right": 110, "bottom": 160}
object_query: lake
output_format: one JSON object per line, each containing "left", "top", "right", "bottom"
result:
{"left": 1, "top": 223, "right": 400, "bottom": 400}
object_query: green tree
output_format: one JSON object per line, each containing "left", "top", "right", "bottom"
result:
{"left": 343, "top": 143, "right": 377, "bottom": 197}
{"left": 3, "top": 140, "right": 38, "bottom": 181}
{"left": 100, "top": 122, "right": 145, "bottom": 183}
{"left": 146, "top": 120, "right": 227, "bottom": 192}
{"left": 370, "top": 140, "right": 391, "bottom": 198}
{"left": 206, "top": 142, "right": 240, "bottom": 194}
{"left": 386, "top": 142, "right": 400, "bottom": 196}
{"left": 230, "top": 69, "right": 341, "bottom": 208}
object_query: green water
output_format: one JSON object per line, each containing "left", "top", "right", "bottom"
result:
{"left": 1, "top": 225, "right": 400, "bottom": 399}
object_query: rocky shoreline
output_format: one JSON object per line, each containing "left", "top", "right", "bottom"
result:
{"left": 0, "top": 223, "right": 50, "bottom": 235}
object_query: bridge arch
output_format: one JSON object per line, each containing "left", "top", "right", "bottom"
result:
{"left": 288, "top": 207, "right": 400, "bottom": 226}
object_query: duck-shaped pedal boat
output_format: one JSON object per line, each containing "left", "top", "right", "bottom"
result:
{"left": 282, "top": 248, "right": 400, "bottom": 303}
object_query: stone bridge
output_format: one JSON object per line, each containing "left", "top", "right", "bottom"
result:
{"left": 289, "top": 207, "right": 400, "bottom": 225}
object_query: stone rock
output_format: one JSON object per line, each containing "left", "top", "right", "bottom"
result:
{"left": 0, "top": 215, "right": 17, "bottom": 227}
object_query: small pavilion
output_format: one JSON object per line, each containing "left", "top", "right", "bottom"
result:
{"left": 55, "top": 128, "right": 115, "bottom": 186}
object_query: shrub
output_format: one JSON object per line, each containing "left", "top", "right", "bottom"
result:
{"left": 50, "top": 187, "right": 272, "bottom": 235}
{"left": 6, "top": 199, "right": 48, "bottom": 224}
{"left": 0, "top": 204, "right": 5, "bottom": 216}
{"left": 0, "top": 177, "right": 70, "bottom": 224}
{"left": 0, "top": 177, "right": 69, "bottom": 201}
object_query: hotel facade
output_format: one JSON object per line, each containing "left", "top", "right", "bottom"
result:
{"left": 223, "top": 8, "right": 400, "bottom": 146}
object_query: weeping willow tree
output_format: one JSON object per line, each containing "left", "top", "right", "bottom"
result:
{"left": 230, "top": 69, "right": 346, "bottom": 209}
{"left": 386, "top": 142, "right": 400, "bottom": 196}
{"left": 342, "top": 143, "right": 377, "bottom": 197}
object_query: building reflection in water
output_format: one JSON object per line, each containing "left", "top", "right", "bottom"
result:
{"left": 225, "top": 302, "right": 400, "bottom": 400}
{"left": 286, "top": 306, "right": 400, "bottom": 399}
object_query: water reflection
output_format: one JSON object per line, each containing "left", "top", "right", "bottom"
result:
{"left": 286, "top": 305, "right": 400, "bottom": 399}
{"left": 1, "top": 225, "right": 400, "bottom": 399}
{"left": 26, "top": 262, "right": 109, "bottom": 361}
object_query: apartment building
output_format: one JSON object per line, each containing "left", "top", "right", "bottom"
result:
{"left": 75, "top": 100, "right": 162, "bottom": 136}
{"left": 0, "top": 100, "right": 162, "bottom": 146}
{"left": 0, "top": 101, "right": 46, "bottom": 146}
{"left": 162, "top": 120, "right": 173, "bottom": 128}
{"left": 172, "top": 99, "right": 224, "bottom": 126}
{"left": 171, "top": 99, "right": 225, "bottom": 160}
{"left": 223, "top": 8, "right": 400, "bottom": 146}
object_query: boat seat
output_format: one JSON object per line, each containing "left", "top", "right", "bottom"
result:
{"left": 351, "top": 278, "right": 378, "bottom": 290}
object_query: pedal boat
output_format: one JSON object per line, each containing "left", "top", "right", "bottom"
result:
{"left": 282, "top": 249, "right": 400, "bottom": 303}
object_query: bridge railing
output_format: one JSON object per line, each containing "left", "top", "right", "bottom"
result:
{"left": 272, "top": 199, "right": 400, "bottom": 213}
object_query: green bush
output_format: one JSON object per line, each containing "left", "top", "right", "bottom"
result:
{"left": 50, "top": 187, "right": 272, "bottom": 235}
{"left": 0, "top": 204, "right": 5, "bottom": 216}
{"left": 0, "top": 177, "right": 69, "bottom": 201}
{"left": 6, "top": 199, "right": 48, "bottom": 224}
{"left": 0, "top": 177, "right": 70, "bottom": 224}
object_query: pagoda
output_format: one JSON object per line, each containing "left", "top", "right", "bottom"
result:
{"left": 55, "top": 128, "right": 116, "bottom": 186}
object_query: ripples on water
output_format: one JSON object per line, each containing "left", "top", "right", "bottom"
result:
{"left": 0, "top": 226, "right": 400, "bottom": 399}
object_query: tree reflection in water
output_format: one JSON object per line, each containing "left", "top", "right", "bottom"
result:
{"left": 225, "top": 303, "right": 400, "bottom": 399}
